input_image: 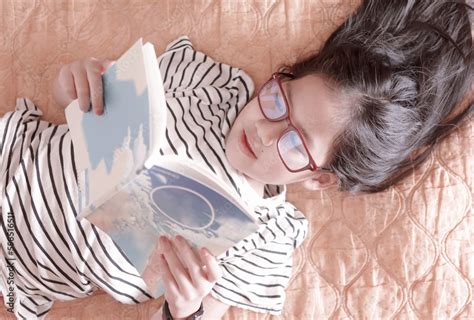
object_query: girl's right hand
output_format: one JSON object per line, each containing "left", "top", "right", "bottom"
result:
{"left": 52, "top": 58, "right": 114, "bottom": 115}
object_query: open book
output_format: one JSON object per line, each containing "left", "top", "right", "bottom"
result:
{"left": 65, "top": 39, "right": 258, "bottom": 297}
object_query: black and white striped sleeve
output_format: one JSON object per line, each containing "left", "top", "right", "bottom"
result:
{"left": 210, "top": 203, "right": 308, "bottom": 314}
{"left": 0, "top": 99, "right": 153, "bottom": 319}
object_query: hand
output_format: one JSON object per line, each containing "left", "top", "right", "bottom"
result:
{"left": 141, "top": 238, "right": 164, "bottom": 295}
{"left": 52, "top": 58, "right": 114, "bottom": 115}
{"left": 158, "top": 235, "right": 222, "bottom": 319}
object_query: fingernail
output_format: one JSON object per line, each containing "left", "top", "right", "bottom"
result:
{"left": 175, "top": 235, "right": 183, "bottom": 244}
{"left": 159, "top": 236, "right": 169, "bottom": 247}
{"left": 201, "top": 247, "right": 210, "bottom": 256}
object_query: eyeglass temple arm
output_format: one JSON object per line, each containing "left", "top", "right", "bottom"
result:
{"left": 274, "top": 72, "right": 295, "bottom": 79}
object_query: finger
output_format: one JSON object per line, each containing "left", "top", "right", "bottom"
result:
{"left": 58, "top": 66, "right": 77, "bottom": 101}
{"left": 173, "top": 235, "right": 206, "bottom": 285}
{"left": 159, "top": 236, "right": 193, "bottom": 293}
{"left": 199, "top": 248, "right": 222, "bottom": 283}
{"left": 86, "top": 64, "right": 104, "bottom": 115}
{"left": 157, "top": 253, "right": 180, "bottom": 299}
{"left": 148, "top": 237, "right": 163, "bottom": 266}
{"left": 72, "top": 65, "right": 91, "bottom": 112}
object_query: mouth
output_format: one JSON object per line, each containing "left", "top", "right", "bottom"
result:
{"left": 239, "top": 129, "right": 257, "bottom": 159}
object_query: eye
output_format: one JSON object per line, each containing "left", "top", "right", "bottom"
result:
{"left": 274, "top": 93, "right": 286, "bottom": 114}
{"left": 287, "top": 137, "right": 307, "bottom": 158}
{"left": 278, "top": 130, "right": 309, "bottom": 170}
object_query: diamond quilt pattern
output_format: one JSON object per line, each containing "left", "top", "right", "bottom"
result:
{"left": 0, "top": 1, "right": 472, "bottom": 319}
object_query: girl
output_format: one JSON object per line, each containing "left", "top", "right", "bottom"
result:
{"left": 0, "top": 0, "right": 471, "bottom": 319}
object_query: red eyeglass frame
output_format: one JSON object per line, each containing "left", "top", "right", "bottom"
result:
{"left": 257, "top": 72, "right": 333, "bottom": 173}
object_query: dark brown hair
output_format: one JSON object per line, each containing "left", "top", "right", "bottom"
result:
{"left": 290, "top": 0, "right": 473, "bottom": 193}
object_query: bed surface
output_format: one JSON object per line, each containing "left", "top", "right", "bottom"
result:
{"left": 0, "top": 1, "right": 472, "bottom": 319}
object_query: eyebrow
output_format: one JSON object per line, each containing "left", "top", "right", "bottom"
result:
{"left": 299, "top": 126, "right": 314, "bottom": 146}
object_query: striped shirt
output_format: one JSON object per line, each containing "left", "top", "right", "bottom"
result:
{"left": 0, "top": 37, "right": 308, "bottom": 318}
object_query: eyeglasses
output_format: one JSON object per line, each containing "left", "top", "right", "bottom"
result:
{"left": 257, "top": 72, "right": 332, "bottom": 173}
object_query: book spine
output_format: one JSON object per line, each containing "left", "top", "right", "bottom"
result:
{"left": 77, "top": 166, "right": 146, "bottom": 220}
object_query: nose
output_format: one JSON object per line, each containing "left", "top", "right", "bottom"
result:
{"left": 255, "top": 118, "right": 288, "bottom": 147}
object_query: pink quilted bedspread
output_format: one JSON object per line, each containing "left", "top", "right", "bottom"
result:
{"left": 0, "top": 1, "right": 472, "bottom": 319}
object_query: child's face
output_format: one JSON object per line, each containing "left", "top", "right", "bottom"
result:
{"left": 225, "top": 75, "right": 341, "bottom": 186}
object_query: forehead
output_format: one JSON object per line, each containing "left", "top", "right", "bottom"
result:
{"left": 285, "top": 75, "right": 342, "bottom": 166}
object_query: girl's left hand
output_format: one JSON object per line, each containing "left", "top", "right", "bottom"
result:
{"left": 158, "top": 235, "right": 222, "bottom": 319}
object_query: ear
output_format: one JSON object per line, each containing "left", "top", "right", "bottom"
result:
{"left": 302, "top": 172, "right": 338, "bottom": 191}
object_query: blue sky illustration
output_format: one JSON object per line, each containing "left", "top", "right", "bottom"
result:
{"left": 148, "top": 166, "right": 254, "bottom": 234}
{"left": 80, "top": 63, "right": 150, "bottom": 173}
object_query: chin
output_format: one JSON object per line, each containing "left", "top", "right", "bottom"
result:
{"left": 242, "top": 170, "right": 273, "bottom": 185}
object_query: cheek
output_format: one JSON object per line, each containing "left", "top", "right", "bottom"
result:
{"left": 257, "top": 150, "right": 287, "bottom": 175}
{"left": 256, "top": 162, "right": 294, "bottom": 184}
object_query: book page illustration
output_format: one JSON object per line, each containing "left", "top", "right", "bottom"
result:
{"left": 86, "top": 165, "right": 258, "bottom": 297}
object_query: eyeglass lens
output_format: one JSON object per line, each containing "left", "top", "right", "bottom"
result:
{"left": 259, "top": 78, "right": 311, "bottom": 171}
{"left": 278, "top": 130, "right": 310, "bottom": 171}
{"left": 259, "top": 79, "right": 287, "bottom": 119}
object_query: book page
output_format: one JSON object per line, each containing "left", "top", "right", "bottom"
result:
{"left": 86, "top": 164, "right": 259, "bottom": 297}
{"left": 66, "top": 39, "right": 154, "bottom": 216}
{"left": 150, "top": 156, "right": 254, "bottom": 219}
{"left": 143, "top": 42, "right": 167, "bottom": 161}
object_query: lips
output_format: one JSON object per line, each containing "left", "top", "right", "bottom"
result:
{"left": 240, "top": 129, "right": 257, "bottom": 159}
